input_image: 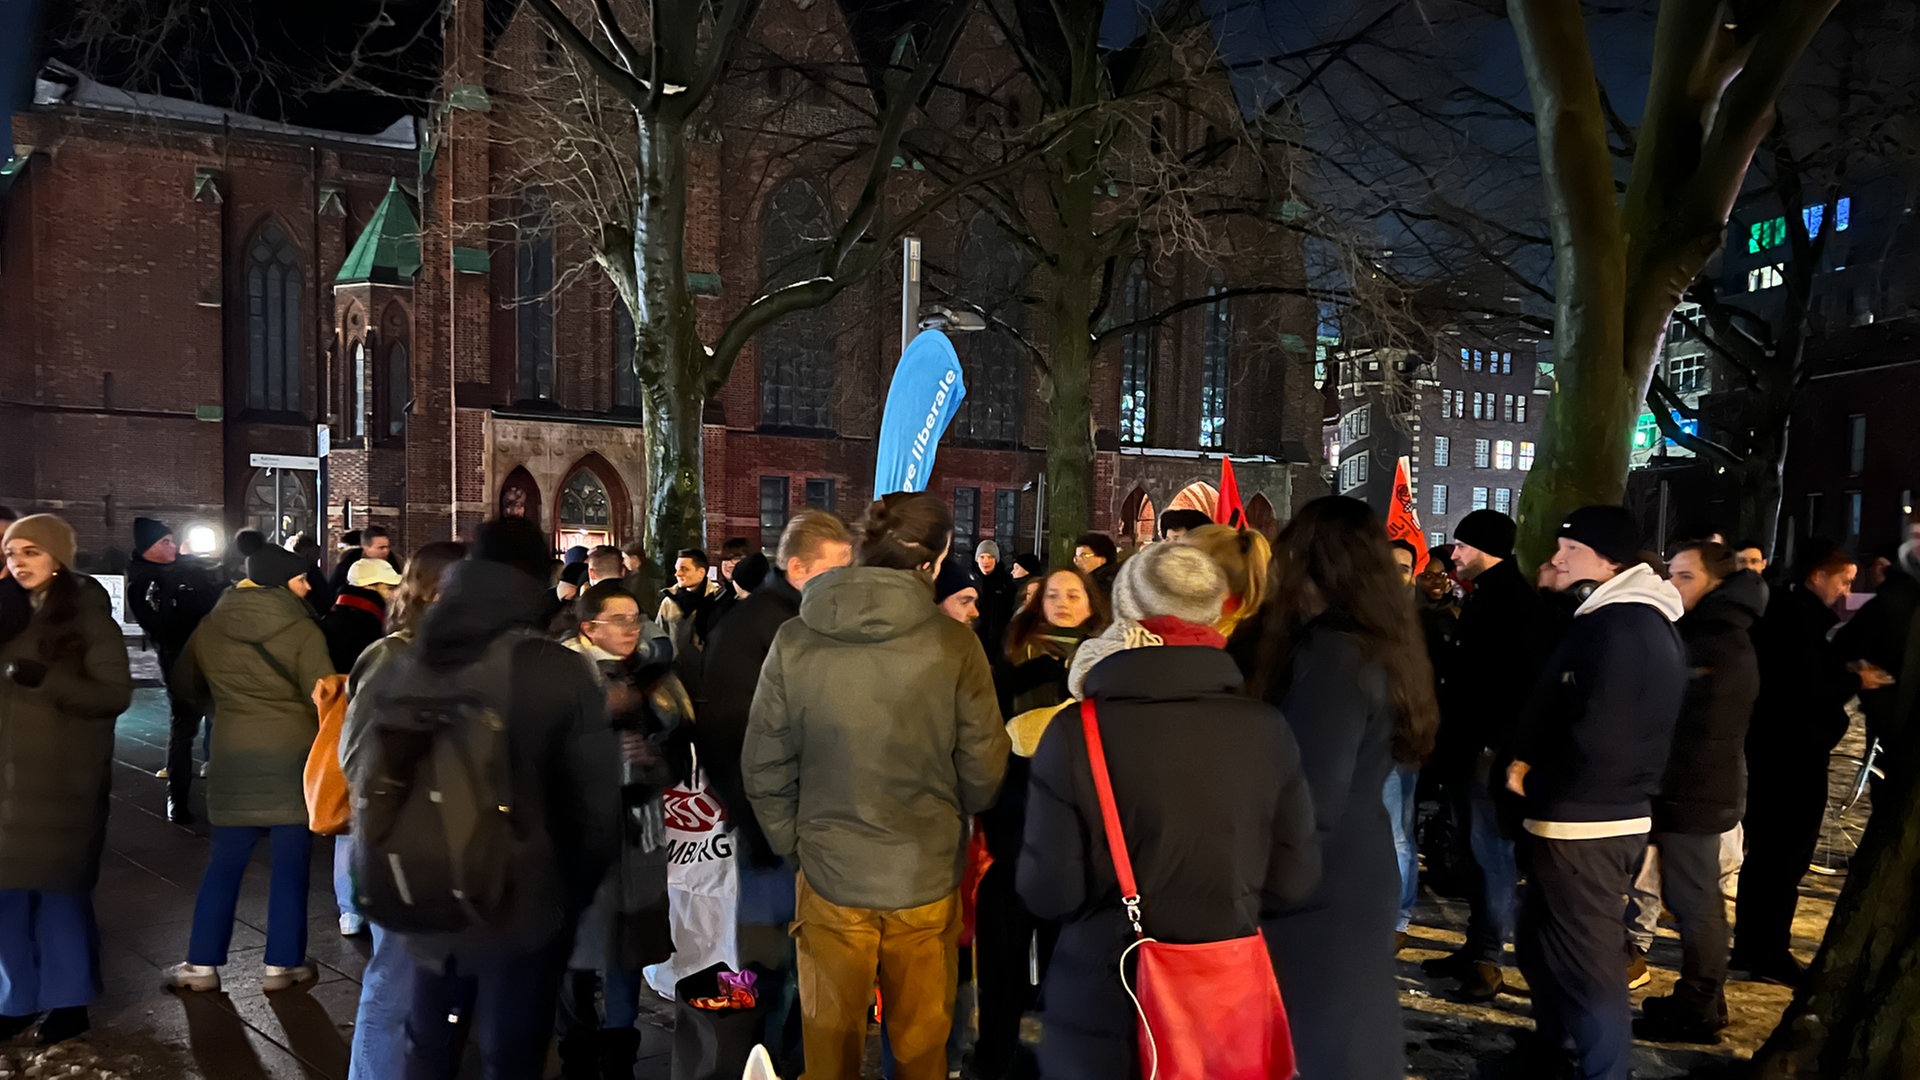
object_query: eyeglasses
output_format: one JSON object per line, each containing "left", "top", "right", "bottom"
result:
{"left": 592, "top": 614, "right": 642, "bottom": 628}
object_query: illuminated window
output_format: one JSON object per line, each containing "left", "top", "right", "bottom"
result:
{"left": 1518, "top": 441, "right": 1535, "bottom": 470}
{"left": 1748, "top": 217, "right": 1787, "bottom": 253}
{"left": 1494, "top": 487, "right": 1512, "bottom": 514}
{"left": 1472, "top": 487, "right": 1489, "bottom": 511}
{"left": 1747, "top": 263, "right": 1785, "bottom": 292}
{"left": 1473, "top": 439, "right": 1490, "bottom": 468}
{"left": 1495, "top": 440, "right": 1514, "bottom": 470}
{"left": 1433, "top": 436, "right": 1450, "bottom": 467}
{"left": 1515, "top": 396, "right": 1527, "bottom": 424}
{"left": 1431, "top": 484, "right": 1448, "bottom": 515}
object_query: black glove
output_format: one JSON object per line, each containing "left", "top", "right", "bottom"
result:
{"left": 7, "top": 659, "right": 49, "bottom": 688}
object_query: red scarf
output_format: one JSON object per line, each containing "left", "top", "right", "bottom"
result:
{"left": 334, "top": 592, "right": 386, "bottom": 627}
{"left": 1137, "top": 615, "right": 1226, "bottom": 649}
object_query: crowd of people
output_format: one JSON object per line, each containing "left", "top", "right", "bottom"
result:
{"left": 0, "top": 491, "right": 1915, "bottom": 1080}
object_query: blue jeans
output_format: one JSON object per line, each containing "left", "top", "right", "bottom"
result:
{"left": 1383, "top": 766, "right": 1419, "bottom": 932}
{"left": 333, "top": 835, "right": 361, "bottom": 920}
{"left": 348, "top": 925, "right": 415, "bottom": 1080}
{"left": 1464, "top": 763, "right": 1518, "bottom": 964}
{"left": 0, "top": 891, "right": 100, "bottom": 1014}
{"left": 188, "top": 825, "right": 312, "bottom": 968}
{"left": 403, "top": 931, "right": 573, "bottom": 1080}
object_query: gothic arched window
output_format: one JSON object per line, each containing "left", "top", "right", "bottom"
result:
{"left": 559, "top": 468, "right": 610, "bottom": 529}
{"left": 758, "top": 181, "right": 835, "bottom": 432}
{"left": 1119, "top": 262, "right": 1155, "bottom": 445}
{"left": 246, "top": 223, "right": 303, "bottom": 411}
{"left": 950, "top": 214, "right": 1025, "bottom": 446}
{"left": 1200, "top": 278, "right": 1231, "bottom": 449}
{"left": 515, "top": 187, "right": 555, "bottom": 401}
{"left": 384, "top": 342, "right": 410, "bottom": 438}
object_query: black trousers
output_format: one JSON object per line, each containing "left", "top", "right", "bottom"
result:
{"left": 1517, "top": 832, "right": 1645, "bottom": 1080}
{"left": 970, "top": 858, "right": 1056, "bottom": 1073}
{"left": 1652, "top": 831, "right": 1730, "bottom": 1021}
{"left": 159, "top": 646, "right": 204, "bottom": 800}
{"left": 1734, "top": 762, "right": 1825, "bottom": 964}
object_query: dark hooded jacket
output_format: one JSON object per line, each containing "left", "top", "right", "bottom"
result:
{"left": 1017, "top": 645, "right": 1318, "bottom": 1080}
{"left": 0, "top": 574, "right": 131, "bottom": 890}
{"left": 1445, "top": 557, "right": 1553, "bottom": 761}
{"left": 1656, "top": 571, "right": 1765, "bottom": 834}
{"left": 400, "top": 560, "right": 621, "bottom": 940}
{"left": 174, "top": 584, "right": 334, "bottom": 826}
{"left": 1835, "top": 542, "right": 1920, "bottom": 755}
{"left": 320, "top": 583, "right": 387, "bottom": 675}
{"left": 1749, "top": 583, "right": 1863, "bottom": 773}
{"left": 696, "top": 572, "right": 803, "bottom": 868}
{"left": 126, "top": 553, "right": 225, "bottom": 654}
{"left": 742, "top": 566, "right": 1009, "bottom": 910}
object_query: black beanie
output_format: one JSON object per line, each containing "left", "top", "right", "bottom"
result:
{"left": 1557, "top": 505, "right": 1641, "bottom": 567}
{"left": 1453, "top": 509, "right": 1516, "bottom": 560}
{"left": 934, "top": 557, "right": 976, "bottom": 603}
{"left": 559, "top": 561, "right": 590, "bottom": 588}
{"left": 1012, "top": 553, "right": 1044, "bottom": 577}
{"left": 246, "top": 545, "right": 307, "bottom": 588}
{"left": 133, "top": 517, "right": 173, "bottom": 556}
{"left": 732, "top": 552, "right": 771, "bottom": 594}
{"left": 474, "top": 518, "right": 554, "bottom": 581}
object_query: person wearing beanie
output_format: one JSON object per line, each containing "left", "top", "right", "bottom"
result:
{"left": 934, "top": 557, "right": 980, "bottom": 626}
{"left": 743, "top": 493, "right": 1007, "bottom": 1080}
{"left": 729, "top": 551, "right": 771, "bottom": 596}
{"left": 1499, "top": 505, "right": 1686, "bottom": 1079}
{"left": 166, "top": 535, "right": 333, "bottom": 995}
{"left": 1422, "top": 508, "right": 1554, "bottom": 1000}
{"left": 970, "top": 540, "right": 1016, "bottom": 660}
{"left": 0, "top": 514, "right": 133, "bottom": 1045}
{"left": 1017, "top": 543, "right": 1319, "bottom": 1080}
{"left": 125, "top": 517, "right": 226, "bottom": 823}
{"left": 1242, "top": 497, "right": 1436, "bottom": 1079}
{"left": 350, "top": 518, "right": 618, "bottom": 1077}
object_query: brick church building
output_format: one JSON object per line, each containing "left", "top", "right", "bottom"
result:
{"left": 1, "top": 0, "right": 1324, "bottom": 570}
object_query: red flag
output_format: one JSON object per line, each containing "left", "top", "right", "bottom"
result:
{"left": 1216, "top": 457, "right": 1246, "bottom": 528}
{"left": 1386, "top": 456, "right": 1429, "bottom": 572}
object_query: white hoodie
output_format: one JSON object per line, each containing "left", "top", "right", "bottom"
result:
{"left": 1574, "top": 562, "right": 1685, "bottom": 623}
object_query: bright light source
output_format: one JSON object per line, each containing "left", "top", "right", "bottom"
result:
{"left": 184, "top": 526, "right": 220, "bottom": 555}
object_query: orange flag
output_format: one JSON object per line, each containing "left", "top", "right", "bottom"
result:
{"left": 1216, "top": 457, "right": 1246, "bottom": 528}
{"left": 1387, "top": 456, "right": 1429, "bottom": 572}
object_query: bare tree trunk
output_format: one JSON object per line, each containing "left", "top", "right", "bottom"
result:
{"left": 630, "top": 110, "right": 706, "bottom": 577}
{"left": 1040, "top": 98, "right": 1101, "bottom": 562}
{"left": 1753, "top": 755, "right": 1920, "bottom": 1078}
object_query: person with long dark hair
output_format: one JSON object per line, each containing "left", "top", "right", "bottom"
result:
{"left": 338, "top": 540, "right": 465, "bottom": 1080}
{"left": 0, "top": 515, "right": 133, "bottom": 1045}
{"left": 743, "top": 492, "right": 1008, "bottom": 1080}
{"left": 1253, "top": 496, "right": 1439, "bottom": 1080}
{"left": 969, "top": 568, "right": 1110, "bottom": 1079}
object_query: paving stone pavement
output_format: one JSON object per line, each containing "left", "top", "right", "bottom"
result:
{"left": 19, "top": 687, "right": 677, "bottom": 1080}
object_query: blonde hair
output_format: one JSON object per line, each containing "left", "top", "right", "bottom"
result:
{"left": 1181, "top": 524, "right": 1272, "bottom": 636}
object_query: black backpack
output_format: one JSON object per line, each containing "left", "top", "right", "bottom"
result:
{"left": 351, "top": 630, "right": 532, "bottom": 935}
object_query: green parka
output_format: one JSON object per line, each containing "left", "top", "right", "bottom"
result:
{"left": 175, "top": 583, "right": 333, "bottom": 827}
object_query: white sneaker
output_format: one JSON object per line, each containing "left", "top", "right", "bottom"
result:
{"left": 339, "top": 913, "right": 366, "bottom": 937}
{"left": 165, "top": 963, "right": 221, "bottom": 992}
{"left": 198, "top": 762, "right": 209, "bottom": 778}
{"left": 155, "top": 767, "right": 171, "bottom": 779}
{"left": 261, "top": 963, "right": 316, "bottom": 992}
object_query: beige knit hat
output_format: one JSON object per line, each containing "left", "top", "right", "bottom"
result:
{"left": 1067, "top": 543, "right": 1228, "bottom": 697}
{"left": 2, "top": 514, "right": 78, "bottom": 570}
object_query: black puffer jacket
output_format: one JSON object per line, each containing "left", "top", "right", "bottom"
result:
{"left": 126, "top": 554, "right": 225, "bottom": 654}
{"left": 697, "top": 573, "right": 802, "bottom": 868}
{"left": 1656, "top": 571, "right": 1765, "bottom": 834}
{"left": 1018, "top": 645, "right": 1318, "bottom": 1080}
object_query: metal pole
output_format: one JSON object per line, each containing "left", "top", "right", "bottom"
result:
{"left": 272, "top": 468, "right": 282, "bottom": 544}
{"left": 1657, "top": 478, "right": 1670, "bottom": 556}
{"left": 1034, "top": 472, "right": 1046, "bottom": 558}
{"left": 901, "top": 236, "right": 922, "bottom": 355}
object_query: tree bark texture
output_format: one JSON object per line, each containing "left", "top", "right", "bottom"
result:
{"left": 1753, "top": 753, "right": 1920, "bottom": 1078}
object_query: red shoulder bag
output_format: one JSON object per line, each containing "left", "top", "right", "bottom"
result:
{"left": 1080, "top": 700, "right": 1296, "bottom": 1080}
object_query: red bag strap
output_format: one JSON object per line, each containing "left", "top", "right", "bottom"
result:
{"left": 1080, "top": 700, "right": 1145, "bottom": 938}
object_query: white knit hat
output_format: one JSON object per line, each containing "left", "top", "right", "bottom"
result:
{"left": 1068, "top": 544, "right": 1228, "bottom": 697}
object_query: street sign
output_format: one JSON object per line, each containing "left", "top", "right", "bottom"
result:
{"left": 249, "top": 453, "right": 320, "bottom": 470}
{"left": 317, "top": 424, "right": 331, "bottom": 458}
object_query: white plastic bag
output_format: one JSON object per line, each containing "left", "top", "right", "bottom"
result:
{"left": 643, "top": 748, "right": 741, "bottom": 998}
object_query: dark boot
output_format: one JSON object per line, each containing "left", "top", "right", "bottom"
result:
{"left": 0, "top": 1013, "right": 37, "bottom": 1041}
{"left": 36, "top": 1006, "right": 88, "bottom": 1045}
{"left": 1422, "top": 948, "right": 1476, "bottom": 980}
{"left": 166, "top": 770, "right": 194, "bottom": 824}
{"left": 599, "top": 1027, "right": 641, "bottom": 1080}
{"left": 1459, "top": 961, "right": 1507, "bottom": 1002}
{"left": 557, "top": 1030, "right": 602, "bottom": 1080}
